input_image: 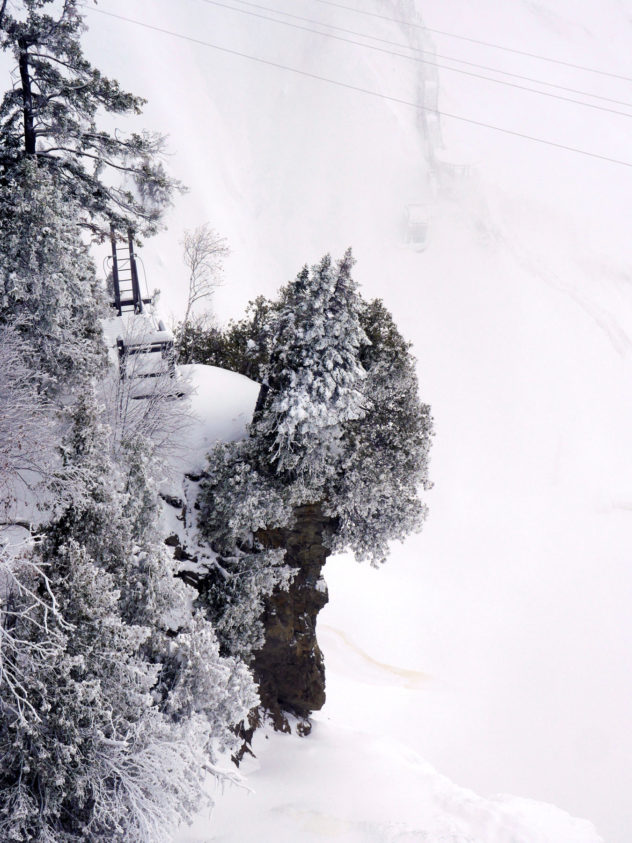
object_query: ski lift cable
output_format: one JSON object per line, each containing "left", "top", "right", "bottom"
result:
{"left": 204, "top": 0, "right": 632, "bottom": 109}
{"left": 194, "top": 0, "right": 632, "bottom": 119}
{"left": 311, "top": 0, "right": 632, "bottom": 83}
{"left": 86, "top": 8, "right": 632, "bottom": 170}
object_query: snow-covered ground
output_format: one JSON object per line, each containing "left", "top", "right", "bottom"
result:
{"left": 169, "top": 364, "right": 261, "bottom": 475}
{"left": 76, "top": 1, "right": 632, "bottom": 840}
{"left": 183, "top": 722, "right": 604, "bottom": 843}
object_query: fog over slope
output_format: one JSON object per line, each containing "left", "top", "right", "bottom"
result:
{"left": 78, "top": 1, "right": 632, "bottom": 840}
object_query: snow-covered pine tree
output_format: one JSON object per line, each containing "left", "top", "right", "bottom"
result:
{"left": 252, "top": 249, "right": 368, "bottom": 490}
{"left": 0, "top": 390, "right": 256, "bottom": 841}
{"left": 195, "top": 251, "right": 370, "bottom": 666}
{"left": 0, "top": 0, "right": 179, "bottom": 237}
{"left": 196, "top": 438, "right": 293, "bottom": 661}
{"left": 114, "top": 428, "right": 257, "bottom": 742}
{"left": 326, "top": 297, "right": 434, "bottom": 564}
{"left": 175, "top": 295, "right": 280, "bottom": 381}
{"left": 226, "top": 295, "right": 280, "bottom": 382}
{"left": 0, "top": 394, "right": 193, "bottom": 840}
{"left": 0, "top": 4, "right": 258, "bottom": 834}
{"left": 195, "top": 253, "right": 433, "bottom": 695}
{"left": 0, "top": 325, "right": 54, "bottom": 518}
{"left": 0, "top": 160, "right": 106, "bottom": 393}
{"left": 0, "top": 533, "right": 201, "bottom": 843}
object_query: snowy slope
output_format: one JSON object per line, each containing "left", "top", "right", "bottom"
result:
{"left": 75, "top": 1, "right": 632, "bottom": 841}
{"left": 182, "top": 722, "right": 603, "bottom": 843}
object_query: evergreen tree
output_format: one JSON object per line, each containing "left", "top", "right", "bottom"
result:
{"left": 196, "top": 251, "right": 433, "bottom": 668}
{"left": 195, "top": 251, "right": 370, "bottom": 665}
{"left": 0, "top": 325, "right": 53, "bottom": 516}
{"left": 0, "top": 2, "right": 256, "bottom": 835}
{"left": 197, "top": 439, "right": 293, "bottom": 660}
{"left": 0, "top": 0, "right": 179, "bottom": 237}
{"left": 252, "top": 250, "right": 368, "bottom": 488}
{"left": 175, "top": 313, "right": 224, "bottom": 368}
{"left": 115, "top": 428, "right": 257, "bottom": 738}
{"left": 327, "top": 298, "right": 434, "bottom": 564}
{"left": 226, "top": 294, "right": 280, "bottom": 382}
{"left": 174, "top": 295, "right": 279, "bottom": 381}
{"left": 0, "top": 395, "right": 194, "bottom": 840}
{"left": 0, "top": 160, "right": 106, "bottom": 393}
{"left": 0, "top": 391, "right": 257, "bottom": 840}
{"left": 0, "top": 535, "right": 197, "bottom": 843}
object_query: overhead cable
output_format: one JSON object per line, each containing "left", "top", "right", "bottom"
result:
{"left": 219, "top": 0, "right": 632, "bottom": 108}
{"left": 86, "top": 7, "right": 632, "bottom": 170}
{"left": 196, "top": 0, "right": 632, "bottom": 119}
{"left": 312, "top": 0, "right": 632, "bottom": 82}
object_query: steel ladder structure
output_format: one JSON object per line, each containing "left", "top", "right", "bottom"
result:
{"left": 110, "top": 226, "right": 153, "bottom": 316}
{"left": 109, "top": 226, "right": 176, "bottom": 393}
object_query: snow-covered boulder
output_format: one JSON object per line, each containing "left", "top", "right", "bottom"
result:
{"left": 174, "top": 363, "right": 260, "bottom": 477}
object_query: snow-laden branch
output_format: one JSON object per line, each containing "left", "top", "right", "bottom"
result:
{"left": 0, "top": 327, "right": 55, "bottom": 521}
{"left": 0, "top": 543, "right": 69, "bottom": 723}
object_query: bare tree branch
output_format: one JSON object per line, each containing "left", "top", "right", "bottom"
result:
{"left": 181, "top": 224, "right": 229, "bottom": 333}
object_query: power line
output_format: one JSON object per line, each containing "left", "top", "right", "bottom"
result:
{"left": 223, "top": 0, "right": 632, "bottom": 109}
{"left": 86, "top": 7, "right": 632, "bottom": 169}
{"left": 312, "top": 0, "right": 632, "bottom": 83}
{"left": 196, "top": 0, "right": 632, "bottom": 119}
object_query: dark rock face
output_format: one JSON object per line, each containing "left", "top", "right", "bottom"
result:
{"left": 253, "top": 502, "right": 332, "bottom": 729}
{"left": 164, "top": 492, "right": 332, "bottom": 741}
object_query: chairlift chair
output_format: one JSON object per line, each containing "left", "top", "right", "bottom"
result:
{"left": 404, "top": 203, "right": 429, "bottom": 251}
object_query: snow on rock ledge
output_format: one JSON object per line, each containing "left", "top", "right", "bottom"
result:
{"left": 172, "top": 364, "right": 260, "bottom": 477}
{"left": 158, "top": 363, "right": 261, "bottom": 583}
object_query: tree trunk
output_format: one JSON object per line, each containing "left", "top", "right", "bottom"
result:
{"left": 18, "top": 39, "right": 36, "bottom": 155}
{"left": 0, "top": 0, "right": 9, "bottom": 29}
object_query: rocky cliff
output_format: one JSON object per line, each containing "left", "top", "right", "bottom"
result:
{"left": 252, "top": 503, "right": 332, "bottom": 732}
{"left": 165, "top": 491, "right": 333, "bottom": 738}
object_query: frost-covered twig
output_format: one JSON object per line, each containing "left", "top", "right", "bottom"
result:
{"left": 0, "top": 548, "right": 68, "bottom": 723}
